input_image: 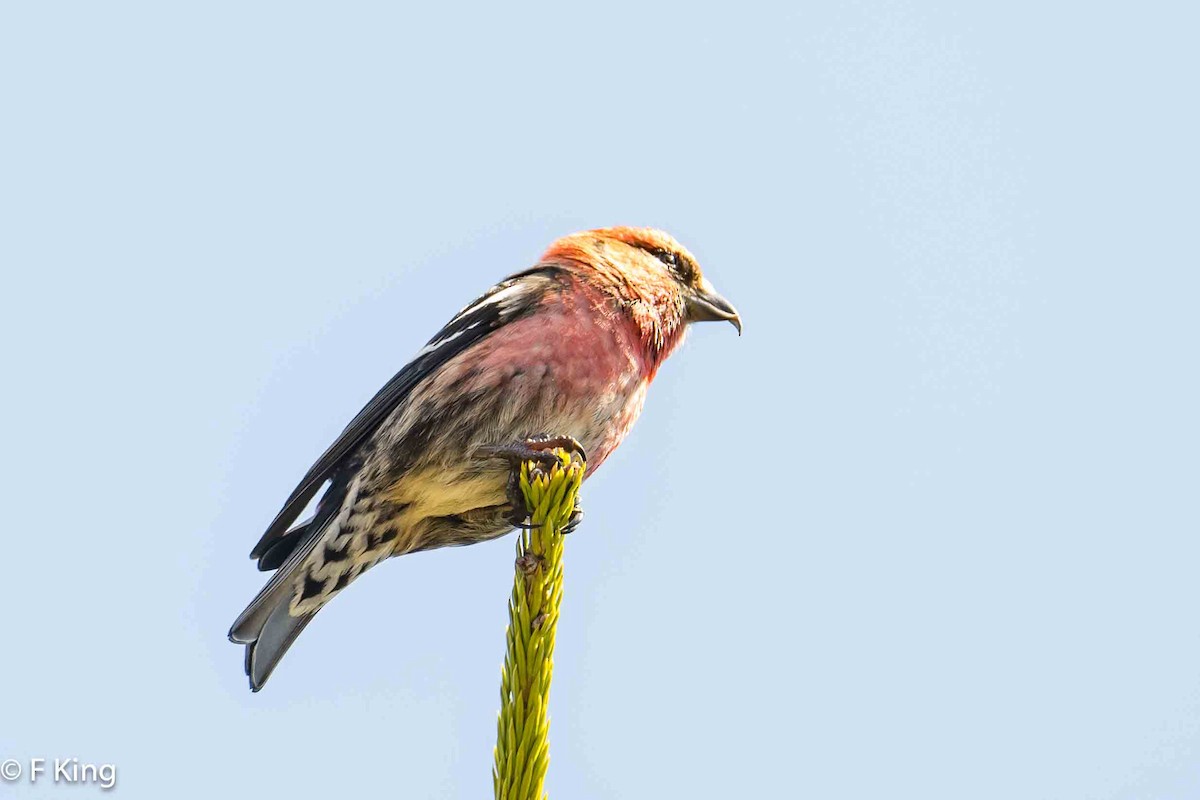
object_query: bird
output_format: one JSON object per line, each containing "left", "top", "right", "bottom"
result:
{"left": 229, "top": 226, "right": 741, "bottom": 690}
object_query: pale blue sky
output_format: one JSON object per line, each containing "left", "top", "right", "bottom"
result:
{"left": 2, "top": 2, "right": 1198, "bottom": 798}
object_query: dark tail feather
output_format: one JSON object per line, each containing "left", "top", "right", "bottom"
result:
{"left": 230, "top": 529, "right": 324, "bottom": 691}
{"left": 241, "top": 602, "right": 316, "bottom": 691}
{"left": 256, "top": 519, "right": 313, "bottom": 572}
{"left": 229, "top": 577, "right": 318, "bottom": 692}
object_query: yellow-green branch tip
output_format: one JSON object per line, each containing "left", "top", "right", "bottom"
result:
{"left": 493, "top": 448, "right": 584, "bottom": 800}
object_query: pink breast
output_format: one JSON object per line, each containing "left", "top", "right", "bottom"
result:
{"left": 450, "top": 280, "right": 655, "bottom": 474}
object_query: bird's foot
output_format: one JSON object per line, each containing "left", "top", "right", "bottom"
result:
{"left": 489, "top": 434, "right": 587, "bottom": 527}
{"left": 562, "top": 501, "right": 583, "bottom": 535}
{"left": 509, "top": 494, "right": 583, "bottom": 533}
{"left": 485, "top": 434, "right": 587, "bottom": 468}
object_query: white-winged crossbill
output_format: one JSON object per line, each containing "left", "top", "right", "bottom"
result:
{"left": 229, "top": 227, "right": 740, "bottom": 690}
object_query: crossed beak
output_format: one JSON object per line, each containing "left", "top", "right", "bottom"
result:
{"left": 685, "top": 278, "right": 742, "bottom": 335}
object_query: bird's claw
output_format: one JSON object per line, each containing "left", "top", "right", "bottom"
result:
{"left": 525, "top": 433, "right": 587, "bottom": 465}
{"left": 562, "top": 502, "right": 583, "bottom": 535}
{"left": 509, "top": 503, "right": 584, "bottom": 534}
{"left": 492, "top": 434, "right": 587, "bottom": 528}
{"left": 485, "top": 434, "right": 587, "bottom": 468}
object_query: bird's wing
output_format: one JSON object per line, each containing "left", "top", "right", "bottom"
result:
{"left": 248, "top": 265, "right": 563, "bottom": 560}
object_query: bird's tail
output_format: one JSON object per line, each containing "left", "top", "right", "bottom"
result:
{"left": 229, "top": 538, "right": 321, "bottom": 691}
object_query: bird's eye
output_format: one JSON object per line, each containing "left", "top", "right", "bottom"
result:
{"left": 647, "top": 247, "right": 695, "bottom": 282}
{"left": 649, "top": 248, "right": 678, "bottom": 269}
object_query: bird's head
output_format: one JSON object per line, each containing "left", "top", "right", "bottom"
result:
{"left": 542, "top": 227, "right": 741, "bottom": 360}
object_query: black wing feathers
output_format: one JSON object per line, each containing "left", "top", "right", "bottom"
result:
{"left": 248, "top": 265, "right": 563, "bottom": 561}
